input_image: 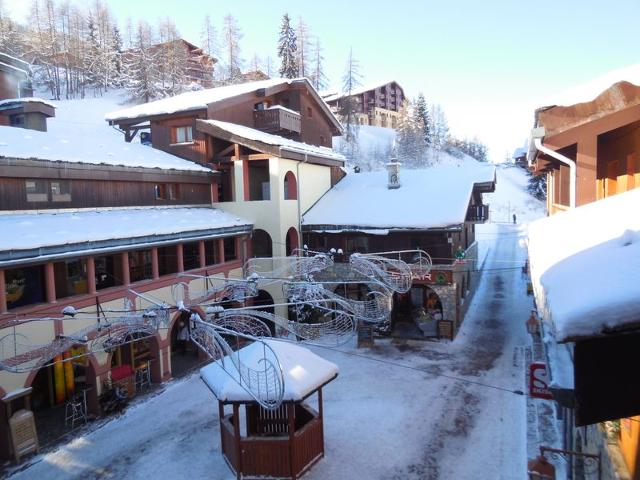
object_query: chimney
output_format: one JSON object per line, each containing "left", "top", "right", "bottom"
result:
{"left": 386, "top": 161, "right": 401, "bottom": 189}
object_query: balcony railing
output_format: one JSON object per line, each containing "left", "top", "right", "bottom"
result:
{"left": 254, "top": 107, "right": 301, "bottom": 135}
{"left": 467, "top": 204, "right": 489, "bottom": 223}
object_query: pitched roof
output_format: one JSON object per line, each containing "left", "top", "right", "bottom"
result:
{"left": 200, "top": 339, "right": 339, "bottom": 402}
{"left": 0, "top": 124, "right": 211, "bottom": 172}
{"left": 302, "top": 164, "right": 496, "bottom": 230}
{"left": 104, "top": 78, "right": 342, "bottom": 134}
{"left": 528, "top": 188, "right": 640, "bottom": 342}
{"left": 197, "top": 119, "right": 345, "bottom": 165}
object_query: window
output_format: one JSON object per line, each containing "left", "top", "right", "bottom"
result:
{"left": 25, "top": 180, "right": 48, "bottom": 202}
{"left": 155, "top": 183, "right": 179, "bottom": 200}
{"left": 54, "top": 258, "right": 88, "bottom": 299}
{"left": 172, "top": 126, "right": 193, "bottom": 144}
{"left": 204, "top": 239, "right": 220, "bottom": 265}
{"left": 248, "top": 160, "right": 270, "bottom": 201}
{"left": 51, "top": 180, "right": 71, "bottom": 202}
{"left": 5, "top": 265, "right": 46, "bottom": 310}
{"left": 95, "top": 254, "right": 123, "bottom": 290}
{"left": 223, "top": 237, "right": 237, "bottom": 262}
{"left": 307, "top": 107, "right": 313, "bottom": 118}
{"left": 158, "top": 246, "right": 178, "bottom": 276}
{"left": 182, "top": 242, "right": 200, "bottom": 271}
{"left": 283, "top": 171, "right": 297, "bottom": 200}
{"left": 9, "top": 114, "right": 25, "bottom": 126}
{"left": 129, "top": 250, "right": 153, "bottom": 282}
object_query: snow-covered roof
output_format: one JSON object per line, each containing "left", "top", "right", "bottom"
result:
{"left": 0, "top": 97, "right": 55, "bottom": 109}
{"left": 528, "top": 188, "right": 640, "bottom": 342}
{"left": 199, "top": 119, "right": 345, "bottom": 162}
{"left": 200, "top": 339, "right": 339, "bottom": 402}
{"left": 105, "top": 78, "right": 298, "bottom": 122}
{"left": 303, "top": 164, "right": 496, "bottom": 230}
{"left": 0, "top": 124, "right": 211, "bottom": 172}
{"left": 0, "top": 207, "right": 251, "bottom": 256}
{"left": 323, "top": 80, "right": 401, "bottom": 103}
{"left": 541, "top": 64, "right": 640, "bottom": 108}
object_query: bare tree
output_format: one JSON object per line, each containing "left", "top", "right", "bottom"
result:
{"left": 221, "top": 14, "right": 243, "bottom": 83}
{"left": 309, "top": 36, "right": 327, "bottom": 91}
{"left": 295, "top": 17, "right": 309, "bottom": 78}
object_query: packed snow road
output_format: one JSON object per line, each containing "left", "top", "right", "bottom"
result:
{"left": 8, "top": 222, "right": 534, "bottom": 480}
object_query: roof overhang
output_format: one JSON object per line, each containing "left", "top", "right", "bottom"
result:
{"left": 196, "top": 119, "right": 344, "bottom": 167}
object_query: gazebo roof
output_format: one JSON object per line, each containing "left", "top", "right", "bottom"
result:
{"left": 200, "top": 340, "right": 339, "bottom": 403}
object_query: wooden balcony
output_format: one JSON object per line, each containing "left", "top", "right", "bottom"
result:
{"left": 254, "top": 107, "right": 301, "bottom": 135}
{"left": 466, "top": 204, "right": 489, "bottom": 223}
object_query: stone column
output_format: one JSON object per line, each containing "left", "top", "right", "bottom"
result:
{"left": 218, "top": 238, "right": 226, "bottom": 263}
{"left": 176, "top": 244, "right": 184, "bottom": 273}
{"left": 45, "top": 262, "right": 56, "bottom": 303}
{"left": 121, "top": 252, "right": 130, "bottom": 286}
{"left": 198, "top": 241, "right": 206, "bottom": 268}
{"left": 151, "top": 247, "right": 159, "bottom": 279}
{"left": 0, "top": 269, "right": 7, "bottom": 314}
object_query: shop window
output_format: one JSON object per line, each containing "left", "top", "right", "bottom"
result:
{"left": 5, "top": 265, "right": 46, "bottom": 310}
{"left": 252, "top": 229, "right": 273, "bottom": 258}
{"left": 129, "top": 250, "right": 153, "bottom": 282}
{"left": 25, "top": 179, "right": 48, "bottom": 202}
{"left": 283, "top": 171, "right": 297, "bottom": 200}
{"left": 54, "top": 258, "right": 88, "bottom": 299}
{"left": 95, "top": 254, "right": 123, "bottom": 290}
{"left": 172, "top": 126, "right": 193, "bottom": 144}
{"left": 248, "top": 160, "right": 270, "bottom": 201}
{"left": 183, "top": 242, "right": 200, "bottom": 271}
{"left": 224, "top": 237, "right": 237, "bottom": 262}
{"left": 158, "top": 246, "right": 178, "bottom": 276}
{"left": 51, "top": 180, "right": 71, "bottom": 202}
{"left": 204, "top": 239, "right": 220, "bottom": 265}
{"left": 155, "top": 183, "right": 179, "bottom": 200}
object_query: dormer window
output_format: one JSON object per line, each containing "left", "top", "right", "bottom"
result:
{"left": 172, "top": 126, "right": 193, "bottom": 144}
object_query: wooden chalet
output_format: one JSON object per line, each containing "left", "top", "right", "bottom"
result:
{"left": 323, "top": 81, "right": 405, "bottom": 128}
{"left": 148, "top": 39, "right": 216, "bottom": 88}
{"left": 528, "top": 67, "right": 640, "bottom": 480}
{"left": 106, "top": 78, "right": 346, "bottom": 323}
{"left": 0, "top": 114, "right": 253, "bottom": 461}
{"left": 302, "top": 162, "right": 496, "bottom": 339}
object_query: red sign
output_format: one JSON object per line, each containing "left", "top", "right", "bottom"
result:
{"left": 529, "top": 362, "right": 554, "bottom": 400}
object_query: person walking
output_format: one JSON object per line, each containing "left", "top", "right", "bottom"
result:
{"left": 177, "top": 321, "right": 189, "bottom": 355}
{"left": 513, "top": 213, "right": 517, "bottom": 224}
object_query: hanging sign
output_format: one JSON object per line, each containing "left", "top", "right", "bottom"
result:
{"left": 529, "top": 362, "right": 553, "bottom": 400}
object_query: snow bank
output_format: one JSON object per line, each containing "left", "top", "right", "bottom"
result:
{"left": 105, "top": 78, "right": 293, "bottom": 122}
{"left": 200, "top": 339, "right": 338, "bottom": 402}
{"left": 303, "top": 163, "right": 495, "bottom": 230}
{"left": 528, "top": 188, "right": 640, "bottom": 341}
{"left": 200, "top": 119, "right": 345, "bottom": 161}
{"left": 0, "top": 207, "right": 251, "bottom": 252}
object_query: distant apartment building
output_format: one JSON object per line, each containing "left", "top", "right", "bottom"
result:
{"left": 323, "top": 81, "right": 405, "bottom": 129}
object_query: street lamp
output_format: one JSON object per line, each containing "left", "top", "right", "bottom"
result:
{"left": 526, "top": 310, "right": 539, "bottom": 336}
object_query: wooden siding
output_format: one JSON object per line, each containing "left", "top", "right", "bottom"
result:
{"left": 150, "top": 112, "right": 209, "bottom": 164}
{"left": 0, "top": 177, "right": 211, "bottom": 210}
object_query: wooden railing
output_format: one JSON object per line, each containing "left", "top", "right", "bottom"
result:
{"left": 292, "top": 416, "right": 324, "bottom": 475}
{"left": 254, "top": 108, "right": 301, "bottom": 134}
{"left": 466, "top": 204, "right": 489, "bottom": 223}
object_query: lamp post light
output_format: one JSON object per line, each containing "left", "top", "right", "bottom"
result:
{"left": 526, "top": 309, "right": 540, "bottom": 336}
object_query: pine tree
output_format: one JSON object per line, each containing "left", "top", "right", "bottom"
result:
{"left": 123, "top": 21, "right": 160, "bottom": 102}
{"left": 341, "top": 47, "right": 362, "bottom": 145}
{"left": 278, "top": 13, "right": 298, "bottom": 78}
{"left": 430, "top": 104, "right": 449, "bottom": 162}
{"left": 414, "top": 93, "right": 431, "bottom": 146}
{"left": 309, "top": 37, "right": 327, "bottom": 91}
{"left": 112, "top": 25, "right": 123, "bottom": 85}
{"left": 295, "top": 17, "right": 309, "bottom": 78}
{"left": 221, "top": 14, "right": 243, "bottom": 83}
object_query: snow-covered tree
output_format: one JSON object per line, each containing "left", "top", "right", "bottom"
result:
{"left": 277, "top": 13, "right": 298, "bottom": 78}
{"left": 309, "top": 37, "right": 327, "bottom": 91}
{"left": 295, "top": 17, "right": 309, "bottom": 78}
{"left": 396, "top": 99, "right": 428, "bottom": 168}
{"left": 220, "top": 14, "right": 243, "bottom": 83}
{"left": 340, "top": 47, "right": 363, "bottom": 146}
{"left": 430, "top": 103, "right": 449, "bottom": 161}
{"left": 123, "top": 21, "right": 160, "bottom": 102}
{"left": 414, "top": 93, "right": 431, "bottom": 146}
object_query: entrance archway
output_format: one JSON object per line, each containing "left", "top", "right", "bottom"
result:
{"left": 393, "top": 285, "right": 442, "bottom": 338}
{"left": 285, "top": 227, "right": 299, "bottom": 256}
{"left": 169, "top": 311, "right": 202, "bottom": 378}
{"left": 252, "top": 229, "right": 273, "bottom": 258}
{"left": 254, "top": 290, "right": 275, "bottom": 335}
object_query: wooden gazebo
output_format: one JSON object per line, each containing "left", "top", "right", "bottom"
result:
{"left": 200, "top": 340, "right": 339, "bottom": 480}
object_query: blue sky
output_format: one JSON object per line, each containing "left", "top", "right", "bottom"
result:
{"left": 6, "top": 0, "right": 640, "bottom": 161}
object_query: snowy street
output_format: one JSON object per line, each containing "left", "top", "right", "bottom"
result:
{"left": 8, "top": 185, "right": 539, "bottom": 479}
